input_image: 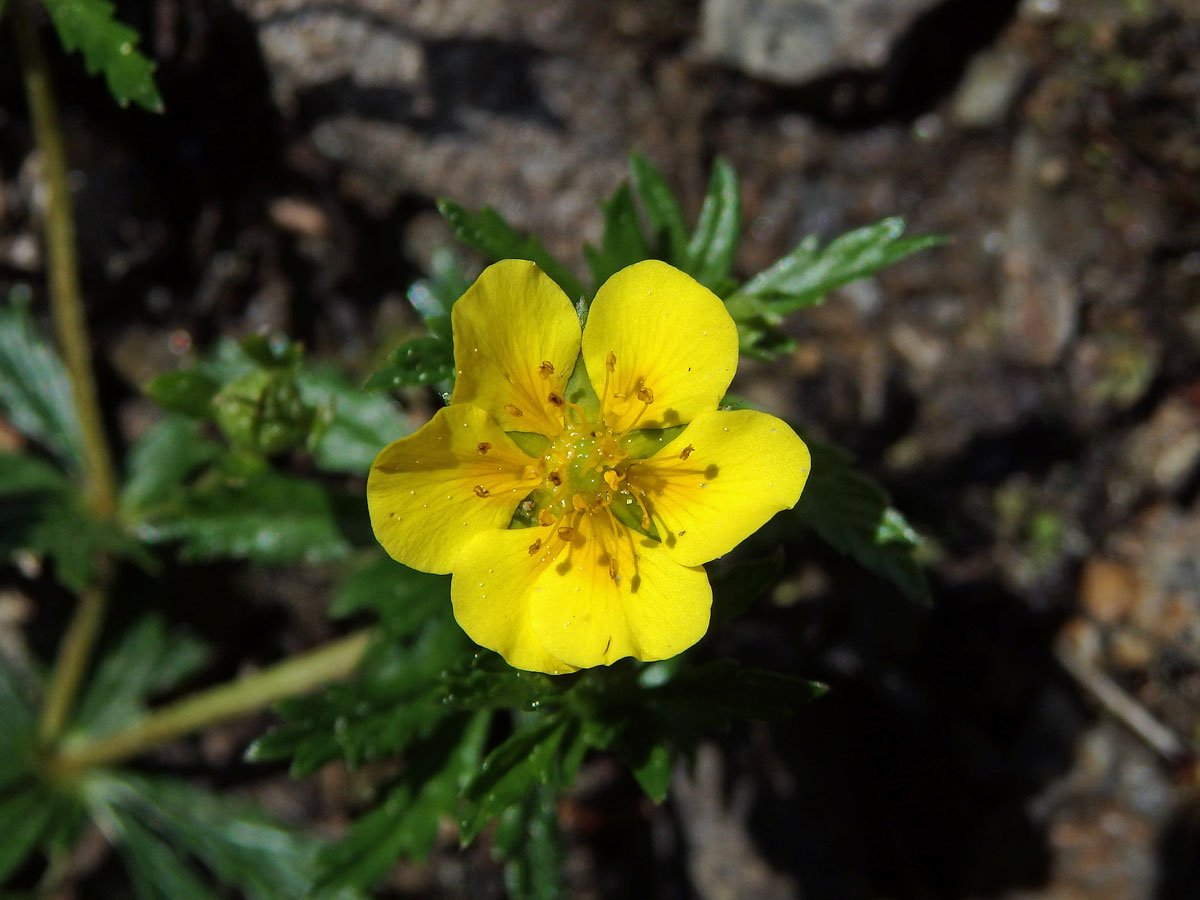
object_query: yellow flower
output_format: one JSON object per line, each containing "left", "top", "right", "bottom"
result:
{"left": 367, "top": 259, "right": 810, "bottom": 674}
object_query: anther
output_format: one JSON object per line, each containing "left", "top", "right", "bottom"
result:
{"left": 523, "top": 465, "right": 540, "bottom": 480}
{"left": 608, "top": 559, "right": 619, "bottom": 581}
{"left": 549, "top": 472, "right": 562, "bottom": 486}
{"left": 528, "top": 538, "right": 542, "bottom": 555}
{"left": 477, "top": 442, "right": 491, "bottom": 455}
{"left": 557, "top": 526, "right": 576, "bottom": 541}
{"left": 637, "top": 386, "right": 654, "bottom": 404}
{"left": 679, "top": 444, "right": 694, "bottom": 460}
{"left": 572, "top": 494, "right": 589, "bottom": 511}
{"left": 548, "top": 391, "right": 564, "bottom": 407}
{"left": 606, "top": 351, "right": 616, "bottom": 372}
{"left": 473, "top": 485, "right": 490, "bottom": 498}
{"left": 538, "top": 508, "right": 555, "bottom": 527}
{"left": 603, "top": 469, "right": 622, "bottom": 491}
{"left": 504, "top": 404, "right": 524, "bottom": 417}
{"left": 538, "top": 360, "right": 555, "bottom": 379}
{"left": 640, "top": 512, "right": 651, "bottom": 530}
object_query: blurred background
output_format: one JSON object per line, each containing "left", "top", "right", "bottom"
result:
{"left": 3, "top": 0, "right": 1200, "bottom": 897}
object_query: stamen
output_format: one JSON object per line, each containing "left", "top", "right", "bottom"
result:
{"left": 538, "top": 508, "right": 555, "bottom": 527}
{"left": 538, "top": 360, "right": 555, "bottom": 379}
{"left": 572, "top": 494, "right": 589, "bottom": 512}
{"left": 606, "top": 351, "right": 616, "bottom": 372}
{"left": 549, "top": 472, "right": 562, "bottom": 487}
{"left": 473, "top": 485, "right": 490, "bottom": 498}
{"left": 548, "top": 391, "right": 564, "bottom": 407}
{"left": 528, "top": 538, "right": 542, "bottom": 555}
{"left": 603, "top": 469, "right": 622, "bottom": 491}
{"left": 477, "top": 442, "right": 491, "bottom": 455}
{"left": 504, "top": 404, "right": 524, "bottom": 417}
{"left": 637, "top": 386, "right": 654, "bottom": 404}
{"left": 557, "top": 526, "right": 575, "bottom": 541}
{"left": 523, "top": 465, "right": 541, "bottom": 481}
{"left": 679, "top": 444, "right": 694, "bottom": 460}
{"left": 608, "top": 558, "right": 619, "bottom": 582}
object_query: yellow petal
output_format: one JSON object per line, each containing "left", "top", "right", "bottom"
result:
{"left": 368, "top": 405, "right": 541, "bottom": 574}
{"left": 451, "top": 528, "right": 579, "bottom": 675}
{"left": 582, "top": 261, "right": 738, "bottom": 432}
{"left": 450, "top": 259, "right": 582, "bottom": 437}
{"left": 454, "top": 511, "right": 711, "bottom": 670}
{"left": 627, "top": 409, "right": 810, "bottom": 566}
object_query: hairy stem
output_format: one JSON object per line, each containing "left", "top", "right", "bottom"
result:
{"left": 13, "top": 0, "right": 119, "bottom": 519}
{"left": 44, "top": 629, "right": 374, "bottom": 779}
{"left": 13, "top": 0, "right": 123, "bottom": 746}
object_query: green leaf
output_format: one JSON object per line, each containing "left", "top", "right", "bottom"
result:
{"left": 795, "top": 438, "right": 930, "bottom": 604}
{"left": 0, "top": 451, "right": 70, "bottom": 496}
{"left": 330, "top": 553, "right": 446, "bottom": 633}
{"left": 120, "top": 416, "right": 221, "bottom": 515}
{"left": 708, "top": 549, "right": 785, "bottom": 630}
{"left": 647, "top": 659, "right": 826, "bottom": 730}
{"left": 85, "top": 773, "right": 350, "bottom": 900}
{"left": 584, "top": 183, "right": 651, "bottom": 292}
{"left": 732, "top": 218, "right": 945, "bottom": 315}
{"left": 363, "top": 336, "right": 455, "bottom": 392}
{"left": 137, "top": 472, "right": 351, "bottom": 564}
{"left": 71, "top": 616, "right": 208, "bottom": 740}
{"left": 247, "top": 617, "right": 468, "bottom": 776}
{"left": 407, "top": 247, "right": 470, "bottom": 339}
{"left": 442, "top": 652, "right": 571, "bottom": 712}
{"left": 313, "top": 712, "right": 489, "bottom": 892}
{"left": 493, "top": 784, "right": 565, "bottom": 900}
{"left": 298, "top": 366, "right": 409, "bottom": 474}
{"left": 41, "top": 0, "right": 163, "bottom": 112}
{"left": 24, "top": 492, "right": 156, "bottom": 592}
{"left": 459, "top": 715, "right": 573, "bottom": 844}
{"left": 437, "top": 200, "right": 584, "bottom": 301}
{"left": 0, "top": 655, "right": 36, "bottom": 791}
{"left": 684, "top": 157, "right": 740, "bottom": 294}
{"left": 629, "top": 742, "right": 672, "bottom": 803}
{"left": 0, "top": 290, "right": 82, "bottom": 469}
{"left": 629, "top": 153, "right": 689, "bottom": 263}
{"left": 0, "top": 783, "right": 62, "bottom": 883}
{"left": 144, "top": 371, "right": 220, "bottom": 419}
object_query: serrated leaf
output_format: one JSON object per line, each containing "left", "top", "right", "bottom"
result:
{"left": 437, "top": 200, "right": 584, "bottom": 301}
{"left": 731, "top": 218, "right": 945, "bottom": 317}
{"left": 407, "top": 247, "right": 470, "bottom": 339}
{"left": 25, "top": 493, "right": 156, "bottom": 592}
{"left": 363, "top": 336, "right": 454, "bottom": 392}
{"left": 247, "top": 617, "right": 467, "bottom": 775}
{"left": 0, "top": 783, "right": 62, "bottom": 883}
{"left": 584, "top": 183, "right": 651, "bottom": 292}
{"left": 297, "top": 366, "right": 409, "bottom": 474}
{"left": 330, "top": 554, "right": 446, "bottom": 632}
{"left": 86, "top": 774, "right": 351, "bottom": 900}
{"left": 314, "top": 712, "right": 489, "bottom": 892}
{"left": 795, "top": 438, "right": 930, "bottom": 604}
{"left": 41, "top": 0, "right": 163, "bottom": 111}
{"left": 442, "top": 653, "right": 570, "bottom": 712}
{"left": 647, "top": 659, "right": 826, "bottom": 730}
{"left": 137, "top": 472, "right": 351, "bottom": 564}
{"left": 144, "top": 371, "right": 220, "bottom": 419}
{"left": 629, "top": 153, "right": 689, "bottom": 263}
{"left": 0, "top": 291, "right": 82, "bottom": 469}
{"left": 708, "top": 549, "right": 785, "bottom": 631}
{"left": 493, "top": 784, "right": 565, "bottom": 900}
{"left": 460, "top": 715, "right": 572, "bottom": 844}
{"left": 120, "top": 416, "right": 221, "bottom": 515}
{"left": 684, "top": 157, "right": 740, "bottom": 294}
{"left": 71, "top": 616, "right": 208, "bottom": 740}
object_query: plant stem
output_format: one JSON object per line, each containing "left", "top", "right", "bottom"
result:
{"left": 13, "top": 0, "right": 122, "bottom": 747}
{"left": 45, "top": 629, "right": 374, "bottom": 779}
{"left": 13, "top": 0, "right": 119, "bottom": 519}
